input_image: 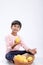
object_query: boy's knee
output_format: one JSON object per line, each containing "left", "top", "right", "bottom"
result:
{"left": 5, "top": 54, "right": 12, "bottom": 61}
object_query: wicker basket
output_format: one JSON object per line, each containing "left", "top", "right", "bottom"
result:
{"left": 14, "top": 55, "right": 35, "bottom": 65}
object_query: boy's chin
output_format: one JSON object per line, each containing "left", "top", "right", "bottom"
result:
{"left": 13, "top": 31, "right": 18, "bottom": 33}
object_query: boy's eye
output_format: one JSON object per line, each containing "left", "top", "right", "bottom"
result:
{"left": 17, "top": 26, "right": 20, "bottom": 28}
{"left": 14, "top": 25, "right": 20, "bottom": 28}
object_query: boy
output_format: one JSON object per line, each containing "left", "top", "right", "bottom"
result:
{"left": 5, "top": 20, "right": 36, "bottom": 62}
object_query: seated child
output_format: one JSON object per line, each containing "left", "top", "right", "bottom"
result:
{"left": 5, "top": 20, "right": 37, "bottom": 62}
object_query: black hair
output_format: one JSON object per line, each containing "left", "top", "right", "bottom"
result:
{"left": 11, "top": 20, "right": 22, "bottom": 28}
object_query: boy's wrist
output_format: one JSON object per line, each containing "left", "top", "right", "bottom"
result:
{"left": 11, "top": 43, "right": 17, "bottom": 49}
{"left": 27, "top": 48, "right": 37, "bottom": 55}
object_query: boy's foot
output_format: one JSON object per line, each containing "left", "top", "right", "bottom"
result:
{"left": 32, "top": 48, "right": 37, "bottom": 55}
{"left": 27, "top": 48, "right": 37, "bottom": 55}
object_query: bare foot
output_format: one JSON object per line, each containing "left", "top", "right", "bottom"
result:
{"left": 32, "top": 48, "right": 37, "bottom": 55}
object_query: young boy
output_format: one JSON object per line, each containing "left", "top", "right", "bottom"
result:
{"left": 5, "top": 20, "right": 36, "bottom": 62}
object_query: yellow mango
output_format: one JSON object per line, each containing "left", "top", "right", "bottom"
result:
{"left": 21, "top": 55, "right": 26, "bottom": 59}
{"left": 15, "top": 37, "right": 20, "bottom": 43}
{"left": 14, "top": 55, "right": 28, "bottom": 63}
{"left": 23, "top": 59, "right": 28, "bottom": 62}
{"left": 27, "top": 56, "right": 33, "bottom": 62}
{"left": 21, "top": 55, "right": 28, "bottom": 62}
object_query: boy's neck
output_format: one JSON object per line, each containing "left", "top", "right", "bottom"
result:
{"left": 11, "top": 32, "right": 17, "bottom": 36}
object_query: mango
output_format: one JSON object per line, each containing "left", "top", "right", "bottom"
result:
{"left": 14, "top": 55, "right": 28, "bottom": 63}
{"left": 15, "top": 37, "right": 20, "bottom": 43}
{"left": 27, "top": 56, "right": 33, "bottom": 62}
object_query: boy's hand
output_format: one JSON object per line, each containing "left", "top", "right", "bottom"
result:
{"left": 11, "top": 43, "right": 18, "bottom": 49}
{"left": 15, "top": 37, "right": 21, "bottom": 44}
{"left": 31, "top": 48, "right": 37, "bottom": 54}
{"left": 11, "top": 38, "right": 21, "bottom": 49}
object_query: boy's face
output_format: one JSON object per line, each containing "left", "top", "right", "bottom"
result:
{"left": 11, "top": 24, "right": 20, "bottom": 33}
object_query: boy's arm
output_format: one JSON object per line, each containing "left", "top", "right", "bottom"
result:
{"left": 12, "top": 36, "right": 21, "bottom": 48}
{"left": 20, "top": 41, "right": 29, "bottom": 51}
{"left": 11, "top": 42, "right": 19, "bottom": 49}
{"left": 5, "top": 36, "right": 20, "bottom": 50}
{"left": 5, "top": 36, "right": 13, "bottom": 51}
{"left": 21, "top": 41, "right": 37, "bottom": 55}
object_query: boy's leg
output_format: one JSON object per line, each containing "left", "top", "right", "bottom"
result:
{"left": 15, "top": 50, "right": 34, "bottom": 55}
{"left": 5, "top": 51, "right": 15, "bottom": 61}
{"left": 5, "top": 51, "right": 26, "bottom": 62}
{"left": 5, "top": 50, "right": 34, "bottom": 62}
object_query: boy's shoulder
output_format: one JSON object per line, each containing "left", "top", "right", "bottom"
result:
{"left": 5, "top": 34, "right": 21, "bottom": 38}
{"left": 5, "top": 33, "right": 13, "bottom": 39}
{"left": 5, "top": 33, "right": 11, "bottom": 37}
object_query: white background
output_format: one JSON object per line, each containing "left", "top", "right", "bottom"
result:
{"left": 0, "top": 0, "right": 43, "bottom": 65}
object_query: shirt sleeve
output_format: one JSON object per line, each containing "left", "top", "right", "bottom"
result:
{"left": 5, "top": 35, "right": 13, "bottom": 51}
{"left": 20, "top": 40, "right": 29, "bottom": 51}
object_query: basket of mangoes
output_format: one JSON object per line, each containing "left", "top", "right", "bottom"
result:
{"left": 13, "top": 54, "right": 35, "bottom": 65}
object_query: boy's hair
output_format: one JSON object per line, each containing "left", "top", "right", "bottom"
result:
{"left": 11, "top": 20, "right": 22, "bottom": 28}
